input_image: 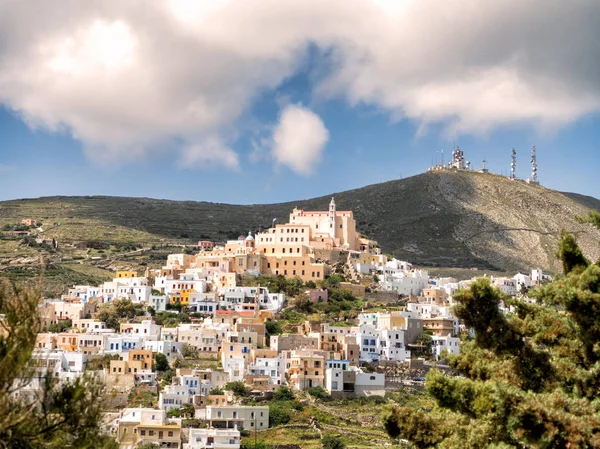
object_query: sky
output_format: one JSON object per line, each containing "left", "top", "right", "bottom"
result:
{"left": 0, "top": 0, "right": 599, "bottom": 204}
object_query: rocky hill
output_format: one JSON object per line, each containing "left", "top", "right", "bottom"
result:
{"left": 1, "top": 171, "right": 598, "bottom": 273}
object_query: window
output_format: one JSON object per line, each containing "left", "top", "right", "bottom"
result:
{"left": 140, "top": 430, "right": 146, "bottom": 436}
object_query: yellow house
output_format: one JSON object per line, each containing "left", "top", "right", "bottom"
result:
{"left": 377, "top": 312, "right": 407, "bottom": 331}
{"left": 117, "top": 408, "right": 181, "bottom": 448}
{"left": 116, "top": 271, "right": 137, "bottom": 279}
{"left": 56, "top": 332, "right": 79, "bottom": 352}
{"left": 179, "top": 289, "right": 192, "bottom": 305}
{"left": 286, "top": 349, "right": 326, "bottom": 390}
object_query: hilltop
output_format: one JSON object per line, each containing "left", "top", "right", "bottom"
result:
{"left": 1, "top": 171, "right": 599, "bottom": 278}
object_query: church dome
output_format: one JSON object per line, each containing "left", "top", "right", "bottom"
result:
{"left": 245, "top": 231, "right": 255, "bottom": 241}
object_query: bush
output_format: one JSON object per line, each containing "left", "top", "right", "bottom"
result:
{"left": 182, "top": 343, "right": 199, "bottom": 359}
{"left": 43, "top": 319, "right": 72, "bottom": 333}
{"left": 241, "top": 442, "right": 273, "bottom": 449}
{"left": 154, "top": 353, "right": 170, "bottom": 372}
{"left": 306, "top": 386, "right": 331, "bottom": 401}
{"left": 322, "top": 434, "right": 345, "bottom": 449}
{"left": 273, "top": 386, "right": 294, "bottom": 401}
{"left": 223, "top": 381, "right": 249, "bottom": 397}
{"left": 268, "top": 403, "right": 291, "bottom": 426}
{"left": 265, "top": 320, "right": 283, "bottom": 337}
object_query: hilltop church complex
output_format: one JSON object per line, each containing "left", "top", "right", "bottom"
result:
{"left": 160, "top": 198, "right": 376, "bottom": 285}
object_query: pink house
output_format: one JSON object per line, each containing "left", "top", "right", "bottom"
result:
{"left": 306, "top": 289, "right": 328, "bottom": 303}
{"left": 197, "top": 240, "right": 214, "bottom": 250}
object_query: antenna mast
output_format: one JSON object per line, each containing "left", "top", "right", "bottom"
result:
{"left": 530, "top": 145, "right": 538, "bottom": 184}
{"left": 510, "top": 148, "right": 517, "bottom": 180}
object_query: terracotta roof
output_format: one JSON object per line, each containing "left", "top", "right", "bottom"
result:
{"left": 298, "top": 211, "right": 352, "bottom": 215}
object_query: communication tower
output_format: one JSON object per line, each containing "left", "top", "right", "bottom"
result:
{"left": 510, "top": 148, "right": 517, "bottom": 180}
{"left": 450, "top": 146, "right": 465, "bottom": 170}
{"left": 529, "top": 145, "right": 539, "bottom": 184}
{"left": 480, "top": 160, "right": 489, "bottom": 174}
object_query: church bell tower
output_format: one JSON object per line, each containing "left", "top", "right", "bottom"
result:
{"left": 328, "top": 197, "right": 336, "bottom": 238}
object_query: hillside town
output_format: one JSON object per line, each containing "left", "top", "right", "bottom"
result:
{"left": 19, "top": 199, "right": 551, "bottom": 449}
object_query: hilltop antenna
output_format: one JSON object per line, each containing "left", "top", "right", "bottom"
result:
{"left": 441, "top": 149, "right": 444, "bottom": 167}
{"left": 530, "top": 145, "right": 539, "bottom": 184}
{"left": 510, "top": 148, "right": 517, "bottom": 180}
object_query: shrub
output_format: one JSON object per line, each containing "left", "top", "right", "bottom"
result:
{"left": 265, "top": 320, "right": 283, "bottom": 337}
{"left": 306, "top": 386, "right": 331, "bottom": 401}
{"left": 154, "top": 353, "right": 170, "bottom": 372}
{"left": 223, "top": 381, "right": 249, "bottom": 397}
{"left": 268, "top": 403, "right": 291, "bottom": 426}
{"left": 273, "top": 386, "right": 294, "bottom": 401}
{"left": 322, "top": 434, "right": 345, "bottom": 449}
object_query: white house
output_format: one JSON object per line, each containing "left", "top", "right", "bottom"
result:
{"left": 184, "top": 428, "right": 240, "bottom": 449}
{"left": 148, "top": 294, "right": 169, "bottom": 312}
{"left": 432, "top": 335, "right": 461, "bottom": 359}
{"left": 199, "top": 406, "right": 269, "bottom": 430}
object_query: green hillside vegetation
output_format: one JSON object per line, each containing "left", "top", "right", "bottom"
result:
{"left": 1, "top": 171, "right": 599, "bottom": 270}
{"left": 1, "top": 171, "right": 600, "bottom": 294}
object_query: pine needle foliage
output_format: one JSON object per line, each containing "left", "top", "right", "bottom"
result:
{"left": 0, "top": 280, "right": 118, "bottom": 449}
{"left": 382, "top": 233, "right": 600, "bottom": 448}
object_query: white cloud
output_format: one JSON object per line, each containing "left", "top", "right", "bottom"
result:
{"left": 0, "top": 0, "right": 598, "bottom": 170}
{"left": 272, "top": 104, "right": 329, "bottom": 175}
{"left": 178, "top": 137, "right": 240, "bottom": 171}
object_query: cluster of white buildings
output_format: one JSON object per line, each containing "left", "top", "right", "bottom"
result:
{"left": 22, "top": 199, "right": 554, "bottom": 449}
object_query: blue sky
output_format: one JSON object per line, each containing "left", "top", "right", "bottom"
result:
{"left": 0, "top": 1, "right": 598, "bottom": 204}
{"left": 2, "top": 96, "right": 598, "bottom": 204}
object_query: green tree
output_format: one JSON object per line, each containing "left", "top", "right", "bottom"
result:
{"left": 209, "top": 387, "right": 224, "bottom": 395}
{"left": 556, "top": 230, "right": 589, "bottom": 274}
{"left": 293, "top": 293, "right": 313, "bottom": 314}
{"left": 306, "top": 386, "right": 331, "bottom": 401}
{"left": 272, "top": 386, "right": 294, "bottom": 401}
{"left": 576, "top": 209, "right": 600, "bottom": 229}
{"left": 268, "top": 403, "right": 291, "bottom": 426}
{"left": 154, "top": 353, "right": 170, "bottom": 372}
{"left": 182, "top": 343, "right": 199, "bottom": 359}
{"left": 265, "top": 320, "right": 283, "bottom": 337}
{"left": 322, "top": 434, "right": 345, "bottom": 449}
{"left": 382, "top": 233, "right": 600, "bottom": 447}
{"left": 167, "top": 403, "right": 195, "bottom": 418}
{"left": 223, "top": 381, "right": 249, "bottom": 397}
{"left": 0, "top": 281, "right": 118, "bottom": 449}
{"left": 43, "top": 318, "right": 72, "bottom": 333}
{"left": 96, "top": 298, "right": 138, "bottom": 330}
